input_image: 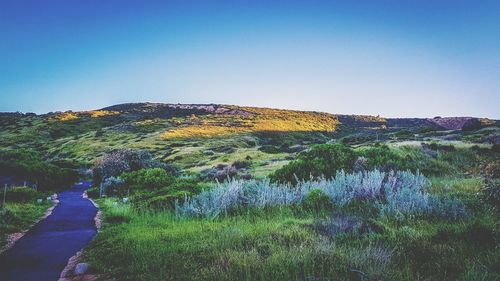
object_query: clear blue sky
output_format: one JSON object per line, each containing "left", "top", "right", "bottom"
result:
{"left": 1, "top": 0, "right": 499, "bottom": 118}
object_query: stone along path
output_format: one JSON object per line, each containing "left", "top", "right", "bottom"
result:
{"left": 0, "top": 182, "right": 97, "bottom": 281}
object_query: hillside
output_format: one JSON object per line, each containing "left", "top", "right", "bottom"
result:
{"left": 1, "top": 103, "right": 498, "bottom": 177}
{"left": 1, "top": 103, "right": 500, "bottom": 281}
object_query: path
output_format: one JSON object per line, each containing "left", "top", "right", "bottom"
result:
{"left": 0, "top": 182, "right": 97, "bottom": 281}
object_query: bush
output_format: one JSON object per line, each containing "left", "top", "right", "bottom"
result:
{"left": 121, "top": 168, "right": 175, "bottom": 190}
{"left": 428, "top": 197, "right": 468, "bottom": 220}
{"left": 142, "top": 191, "right": 193, "bottom": 209}
{"left": 270, "top": 144, "right": 357, "bottom": 184}
{"left": 303, "top": 189, "right": 332, "bottom": 211}
{"left": 101, "top": 176, "right": 126, "bottom": 196}
{"left": 0, "top": 149, "right": 78, "bottom": 192}
{"left": 86, "top": 187, "right": 100, "bottom": 199}
{"left": 232, "top": 160, "right": 250, "bottom": 169}
{"left": 6, "top": 187, "right": 39, "bottom": 203}
{"left": 130, "top": 178, "right": 206, "bottom": 209}
{"left": 359, "top": 145, "right": 405, "bottom": 171}
{"left": 176, "top": 170, "right": 453, "bottom": 220}
{"left": 93, "top": 149, "right": 176, "bottom": 184}
{"left": 201, "top": 165, "right": 238, "bottom": 181}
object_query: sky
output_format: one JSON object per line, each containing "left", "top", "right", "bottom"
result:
{"left": 0, "top": 0, "right": 499, "bottom": 118}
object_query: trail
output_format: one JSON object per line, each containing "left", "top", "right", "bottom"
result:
{"left": 0, "top": 182, "right": 97, "bottom": 281}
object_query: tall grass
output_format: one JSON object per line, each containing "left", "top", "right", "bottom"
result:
{"left": 176, "top": 170, "right": 465, "bottom": 219}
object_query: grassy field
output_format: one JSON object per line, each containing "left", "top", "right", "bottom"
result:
{"left": 85, "top": 177, "right": 499, "bottom": 281}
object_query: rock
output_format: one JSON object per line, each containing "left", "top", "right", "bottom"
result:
{"left": 122, "top": 197, "right": 129, "bottom": 203}
{"left": 37, "top": 199, "right": 43, "bottom": 204}
{"left": 74, "top": 263, "right": 89, "bottom": 275}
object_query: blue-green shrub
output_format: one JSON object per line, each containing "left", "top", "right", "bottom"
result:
{"left": 176, "top": 170, "right": 462, "bottom": 220}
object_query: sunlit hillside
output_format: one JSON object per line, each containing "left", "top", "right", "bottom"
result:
{"left": 0, "top": 103, "right": 498, "bottom": 177}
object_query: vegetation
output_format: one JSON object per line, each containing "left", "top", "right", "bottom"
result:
{"left": 176, "top": 170, "right": 452, "bottom": 220}
{"left": 85, "top": 185, "right": 499, "bottom": 281}
{"left": 83, "top": 142, "right": 499, "bottom": 281}
{"left": 0, "top": 188, "right": 53, "bottom": 249}
{"left": 161, "top": 107, "right": 337, "bottom": 139}
{"left": 270, "top": 143, "right": 357, "bottom": 184}
{"left": 1, "top": 104, "right": 499, "bottom": 280}
{"left": 0, "top": 149, "right": 78, "bottom": 192}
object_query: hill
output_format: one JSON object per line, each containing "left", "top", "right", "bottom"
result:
{"left": 1, "top": 103, "right": 498, "bottom": 176}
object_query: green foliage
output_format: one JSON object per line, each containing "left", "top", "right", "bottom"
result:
{"left": 358, "top": 144, "right": 405, "bottom": 171}
{"left": 130, "top": 178, "right": 206, "bottom": 210}
{"left": 93, "top": 149, "right": 174, "bottom": 184}
{"left": 5, "top": 187, "right": 40, "bottom": 203}
{"left": 270, "top": 143, "right": 468, "bottom": 184}
{"left": 86, "top": 187, "right": 100, "bottom": 199}
{"left": 121, "top": 168, "right": 175, "bottom": 190}
{"left": 303, "top": 189, "right": 332, "bottom": 211}
{"left": 270, "top": 144, "right": 356, "bottom": 184}
{"left": 0, "top": 149, "right": 78, "bottom": 192}
{"left": 98, "top": 198, "right": 133, "bottom": 224}
{"left": 0, "top": 201, "right": 52, "bottom": 248}
{"left": 85, "top": 200, "right": 500, "bottom": 281}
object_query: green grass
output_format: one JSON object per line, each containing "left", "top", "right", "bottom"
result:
{"left": 85, "top": 183, "right": 500, "bottom": 281}
{"left": 2, "top": 105, "right": 499, "bottom": 280}
{"left": 0, "top": 202, "right": 52, "bottom": 249}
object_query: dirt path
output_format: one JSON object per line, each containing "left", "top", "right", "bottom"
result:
{"left": 0, "top": 182, "right": 97, "bottom": 281}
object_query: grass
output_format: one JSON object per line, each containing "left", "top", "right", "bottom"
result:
{"left": 2, "top": 104, "right": 499, "bottom": 280}
{"left": 0, "top": 202, "right": 52, "bottom": 249}
{"left": 84, "top": 171, "right": 500, "bottom": 281}
{"left": 161, "top": 109, "right": 337, "bottom": 139}
{"left": 86, "top": 201, "right": 377, "bottom": 281}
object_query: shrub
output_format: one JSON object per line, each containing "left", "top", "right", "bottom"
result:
{"left": 270, "top": 144, "right": 357, "bottom": 184}
{"left": 142, "top": 191, "right": 193, "bottom": 209}
{"left": 6, "top": 187, "right": 39, "bottom": 203}
{"left": 121, "top": 168, "right": 175, "bottom": 190}
{"left": 86, "top": 187, "right": 100, "bottom": 199}
{"left": 101, "top": 176, "right": 126, "bottom": 196}
{"left": 202, "top": 166, "right": 238, "bottom": 181}
{"left": 428, "top": 196, "right": 468, "bottom": 220}
{"left": 358, "top": 145, "right": 408, "bottom": 171}
{"left": 0, "top": 149, "right": 78, "bottom": 192}
{"left": 176, "top": 170, "right": 456, "bottom": 220}
{"left": 232, "top": 160, "right": 250, "bottom": 169}
{"left": 130, "top": 178, "right": 206, "bottom": 209}
{"left": 303, "top": 189, "right": 332, "bottom": 211}
{"left": 93, "top": 149, "right": 175, "bottom": 184}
